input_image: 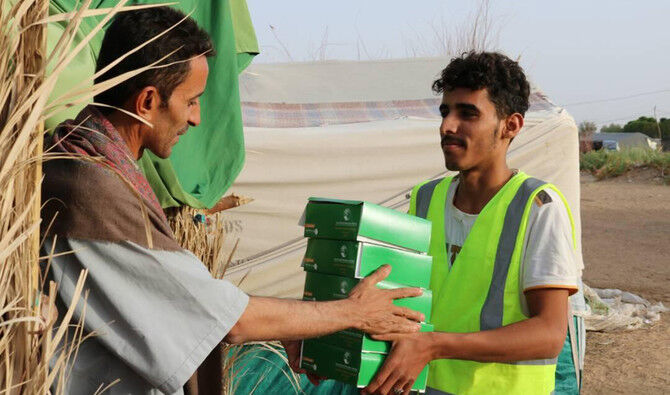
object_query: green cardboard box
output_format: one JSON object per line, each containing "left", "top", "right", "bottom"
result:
{"left": 318, "top": 322, "right": 434, "bottom": 354}
{"left": 300, "top": 339, "right": 429, "bottom": 391}
{"left": 302, "top": 272, "right": 432, "bottom": 323}
{"left": 303, "top": 197, "right": 431, "bottom": 253}
{"left": 302, "top": 239, "right": 433, "bottom": 289}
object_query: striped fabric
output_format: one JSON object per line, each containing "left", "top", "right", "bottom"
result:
{"left": 241, "top": 92, "right": 557, "bottom": 128}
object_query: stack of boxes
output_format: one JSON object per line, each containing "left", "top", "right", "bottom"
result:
{"left": 299, "top": 197, "right": 434, "bottom": 391}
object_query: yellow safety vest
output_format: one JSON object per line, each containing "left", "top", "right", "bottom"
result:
{"left": 409, "top": 172, "right": 576, "bottom": 395}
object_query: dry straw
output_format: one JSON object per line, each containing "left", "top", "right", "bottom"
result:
{"left": 0, "top": 1, "right": 80, "bottom": 392}
{"left": 0, "top": 0, "right": 175, "bottom": 393}
{"left": 166, "top": 205, "right": 234, "bottom": 279}
{"left": 166, "top": 194, "right": 253, "bottom": 278}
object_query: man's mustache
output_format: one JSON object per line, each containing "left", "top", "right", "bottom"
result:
{"left": 441, "top": 135, "right": 466, "bottom": 147}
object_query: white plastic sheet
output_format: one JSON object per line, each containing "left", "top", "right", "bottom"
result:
{"left": 581, "top": 284, "right": 669, "bottom": 331}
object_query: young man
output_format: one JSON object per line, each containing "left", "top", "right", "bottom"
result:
{"left": 362, "top": 52, "right": 582, "bottom": 395}
{"left": 41, "top": 8, "right": 423, "bottom": 394}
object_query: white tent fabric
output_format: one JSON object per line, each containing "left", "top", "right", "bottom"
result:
{"left": 221, "top": 58, "right": 582, "bottom": 298}
{"left": 239, "top": 57, "right": 455, "bottom": 103}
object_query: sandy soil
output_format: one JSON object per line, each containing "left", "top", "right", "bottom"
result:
{"left": 580, "top": 170, "right": 670, "bottom": 394}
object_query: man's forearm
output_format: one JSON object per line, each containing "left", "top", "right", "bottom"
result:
{"left": 225, "top": 265, "right": 424, "bottom": 344}
{"left": 426, "top": 314, "right": 567, "bottom": 363}
{"left": 225, "top": 296, "right": 358, "bottom": 344}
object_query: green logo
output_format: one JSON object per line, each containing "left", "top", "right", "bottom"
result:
{"left": 343, "top": 208, "right": 351, "bottom": 221}
{"left": 339, "top": 280, "right": 349, "bottom": 295}
{"left": 343, "top": 351, "right": 352, "bottom": 365}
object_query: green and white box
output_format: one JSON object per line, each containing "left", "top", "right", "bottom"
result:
{"left": 300, "top": 339, "right": 429, "bottom": 391}
{"left": 318, "top": 322, "right": 434, "bottom": 354}
{"left": 303, "top": 272, "right": 432, "bottom": 323}
{"left": 303, "top": 197, "right": 431, "bottom": 253}
{"left": 302, "top": 239, "right": 432, "bottom": 289}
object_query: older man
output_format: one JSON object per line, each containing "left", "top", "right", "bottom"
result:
{"left": 41, "top": 8, "right": 422, "bottom": 394}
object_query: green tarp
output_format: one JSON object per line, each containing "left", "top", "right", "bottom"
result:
{"left": 46, "top": 1, "right": 103, "bottom": 129}
{"left": 46, "top": 0, "right": 258, "bottom": 209}
{"left": 230, "top": 344, "right": 360, "bottom": 395}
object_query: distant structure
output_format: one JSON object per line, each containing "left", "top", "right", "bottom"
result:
{"left": 581, "top": 132, "right": 657, "bottom": 152}
{"left": 662, "top": 138, "right": 670, "bottom": 152}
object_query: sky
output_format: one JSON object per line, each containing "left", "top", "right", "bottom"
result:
{"left": 246, "top": 0, "right": 670, "bottom": 129}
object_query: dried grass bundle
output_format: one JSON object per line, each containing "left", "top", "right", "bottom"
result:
{"left": 0, "top": 1, "right": 84, "bottom": 392}
{"left": 166, "top": 194, "right": 254, "bottom": 279}
{"left": 0, "top": 1, "right": 171, "bottom": 392}
{"left": 165, "top": 205, "right": 234, "bottom": 280}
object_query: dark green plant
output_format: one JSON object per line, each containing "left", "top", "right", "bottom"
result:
{"left": 622, "top": 116, "right": 670, "bottom": 139}
{"left": 600, "top": 123, "right": 623, "bottom": 133}
{"left": 580, "top": 148, "right": 670, "bottom": 181}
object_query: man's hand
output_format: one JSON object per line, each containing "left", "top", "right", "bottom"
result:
{"left": 347, "top": 265, "right": 424, "bottom": 335}
{"left": 359, "top": 288, "right": 571, "bottom": 394}
{"left": 225, "top": 265, "right": 424, "bottom": 344}
{"left": 280, "top": 340, "right": 323, "bottom": 386}
{"left": 362, "top": 332, "right": 433, "bottom": 395}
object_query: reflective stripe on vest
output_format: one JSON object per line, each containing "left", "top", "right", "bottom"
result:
{"left": 480, "top": 177, "right": 546, "bottom": 331}
{"left": 415, "top": 178, "right": 444, "bottom": 219}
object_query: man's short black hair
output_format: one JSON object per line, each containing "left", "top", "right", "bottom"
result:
{"left": 432, "top": 52, "right": 530, "bottom": 118}
{"left": 94, "top": 7, "right": 214, "bottom": 113}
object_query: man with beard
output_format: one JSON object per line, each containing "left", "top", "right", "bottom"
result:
{"left": 363, "top": 52, "right": 582, "bottom": 395}
{"left": 41, "top": 8, "right": 423, "bottom": 394}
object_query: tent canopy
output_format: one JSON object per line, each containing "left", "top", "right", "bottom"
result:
{"left": 222, "top": 57, "right": 582, "bottom": 298}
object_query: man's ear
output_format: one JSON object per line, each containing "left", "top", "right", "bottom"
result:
{"left": 502, "top": 113, "right": 524, "bottom": 141}
{"left": 135, "top": 86, "right": 161, "bottom": 122}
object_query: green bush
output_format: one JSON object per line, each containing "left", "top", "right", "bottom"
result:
{"left": 622, "top": 116, "right": 670, "bottom": 139}
{"left": 580, "top": 148, "right": 670, "bottom": 181}
{"left": 600, "top": 123, "right": 623, "bottom": 133}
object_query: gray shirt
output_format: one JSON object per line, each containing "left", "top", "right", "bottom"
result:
{"left": 45, "top": 237, "right": 249, "bottom": 394}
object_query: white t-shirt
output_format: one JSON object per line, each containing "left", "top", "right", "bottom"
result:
{"left": 444, "top": 177, "right": 580, "bottom": 315}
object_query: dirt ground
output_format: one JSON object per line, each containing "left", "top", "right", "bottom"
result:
{"left": 580, "top": 169, "right": 670, "bottom": 394}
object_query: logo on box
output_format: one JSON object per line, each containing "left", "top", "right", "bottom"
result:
{"left": 339, "top": 280, "right": 349, "bottom": 295}
{"left": 340, "top": 244, "right": 348, "bottom": 258}
{"left": 343, "top": 351, "right": 352, "bottom": 365}
{"left": 343, "top": 208, "right": 351, "bottom": 221}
